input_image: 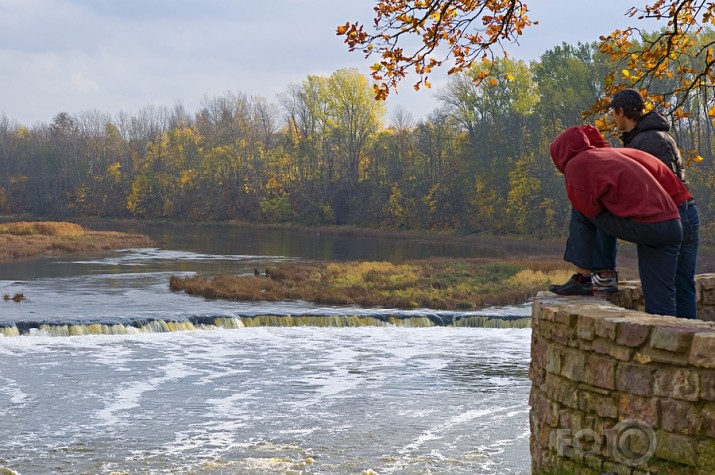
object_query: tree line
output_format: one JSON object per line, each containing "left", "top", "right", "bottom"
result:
{"left": 1, "top": 37, "right": 714, "bottom": 240}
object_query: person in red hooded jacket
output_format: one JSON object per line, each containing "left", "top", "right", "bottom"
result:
{"left": 548, "top": 126, "right": 682, "bottom": 316}
{"left": 576, "top": 124, "right": 699, "bottom": 318}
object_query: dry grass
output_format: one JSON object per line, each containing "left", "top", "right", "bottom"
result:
{"left": 170, "top": 257, "right": 576, "bottom": 310}
{"left": 0, "top": 221, "right": 85, "bottom": 237}
{"left": 2, "top": 292, "right": 25, "bottom": 302}
{"left": 0, "top": 221, "right": 153, "bottom": 261}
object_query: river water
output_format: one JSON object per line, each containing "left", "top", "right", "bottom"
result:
{"left": 0, "top": 222, "right": 532, "bottom": 474}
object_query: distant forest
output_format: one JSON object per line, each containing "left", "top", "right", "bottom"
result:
{"left": 1, "top": 39, "right": 714, "bottom": 241}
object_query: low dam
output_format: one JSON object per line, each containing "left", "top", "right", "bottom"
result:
{"left": 529, "top": 274, "right": 715, "bottom": 474}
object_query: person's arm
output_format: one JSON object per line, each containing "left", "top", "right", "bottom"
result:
{"left": 567, "top": 185, "right": 604, "bottom": 218}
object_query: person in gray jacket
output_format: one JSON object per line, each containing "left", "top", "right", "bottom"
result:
{"left": 607, "top": 89, "right": 699, "bottom": 318}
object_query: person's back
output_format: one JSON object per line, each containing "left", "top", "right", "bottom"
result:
{"left": 624, "top": 111, "right": 686, "bottom": 181}
{"left": 550, "top": 127, "right": 679, "bottom": 223}
{"left": 581, "top": 125, "right": 692, "bottom": 207}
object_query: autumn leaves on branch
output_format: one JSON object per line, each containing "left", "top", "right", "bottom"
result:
{"left": 337, "top": 0, "right": 535, "bottom": 101}
{"left": 337, "top": 1, "right": 715, "bottom": 128}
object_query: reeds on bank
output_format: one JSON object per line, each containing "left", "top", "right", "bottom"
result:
{"left": 0, "top": 221, "right": 153, "bottom": 261}
{"left": 170, "top": 258, "right": 574, "bottom": 310}
{"left": 0, "top": 221, "right": 85, "bottom": 237}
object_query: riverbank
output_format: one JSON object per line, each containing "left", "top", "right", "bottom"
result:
{"left": 0, "top": 221, "right": 152, "bottom": 261}
{"left": 1, "top": 218, "right": 680, "bottom": 311}
{"left": 170, "top": 258, "right": 575, "bottom": 310}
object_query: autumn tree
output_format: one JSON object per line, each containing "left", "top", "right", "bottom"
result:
{"left": 127, "top": 127, "right": 204, "bottom": 218}
{"left": 279, "top": 69, "right": 386, "bottom": 224}
{"left": 435, "top": 57, "right": 538, "bottom": 231}
{"left": 0, "top": 114, "right": 19, "bottom": 211}
{"left": 531, "top": 42, "right": 608, "bottom": 135}
{"left": 410, "top": 110, "right": 468, "bottom": 228}
{"left": 279, "top": 76, "right": 331, "bottom": 189}
{"left": 338, "top": 1, "right": 715, "bottom": 126}
{"left": 325, "top": 68, "right": 386, "bottom": 188}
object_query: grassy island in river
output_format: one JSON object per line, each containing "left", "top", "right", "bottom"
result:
{"left": 0, "top": 221, "right": 152, "bottom": 261}
{"left": 170, "top": 258, "right": 574, "bottom": 311}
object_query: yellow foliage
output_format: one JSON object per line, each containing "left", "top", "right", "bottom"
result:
{"left": 179, "top": 169, "right": 197, "bottom": 187}
{"left": 106, "top": 162, "right": 122, "bottom": 184}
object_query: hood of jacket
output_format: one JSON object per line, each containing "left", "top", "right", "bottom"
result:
{"left": 623, "top": 111, "right": 670, "bottom": 143}
{"left": 580, "top": 125, "right": 610, "bottom": 148}
{"left": 549, "top": 126, "right": 593, "bottom": 173}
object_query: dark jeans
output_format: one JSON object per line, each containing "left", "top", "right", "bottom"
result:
{"left": 591, "top": 201, "right": 700, "bottom": 318}
{"left": 675, "top": 201, "right": 700, "bottom": 318}
{"left": 592, "top": 230, "right": 617, "bottom": 271}
{"left": 564, "top": 209, "right": 682, "bottom": 316}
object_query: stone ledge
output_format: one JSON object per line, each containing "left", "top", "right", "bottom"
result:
{"left": 530, "top": 276, "right": 715, "bottom": 474}
{"left": 534, "top": 291, "right": 715, "bottom": 368}
{"left": 607, "top": 273, "right": 715, "bottom": 321}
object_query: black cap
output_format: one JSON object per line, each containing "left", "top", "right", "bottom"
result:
{"left": 607, "top": 88, "right": 645, "bottom": 111}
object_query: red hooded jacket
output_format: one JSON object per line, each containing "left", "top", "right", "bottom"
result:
{"left": 550, "top": 127, "right": 679, "bottom": 223}
{"left": 580, "top": 125, "right": 693, "bottom": 206}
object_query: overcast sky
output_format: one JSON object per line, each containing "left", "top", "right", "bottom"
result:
{"left": 0, "top": 0, "right": 663, "bottom": 126}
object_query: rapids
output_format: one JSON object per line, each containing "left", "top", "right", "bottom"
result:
{"left": 0, "top": 223, "right": 533, "bottom": 474}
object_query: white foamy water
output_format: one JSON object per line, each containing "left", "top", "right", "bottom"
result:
{"left": 0, "top": 231, "right": 535, "bottom": 474}
{"left": 0, "top": 326, "right": 531, "bottom": 474}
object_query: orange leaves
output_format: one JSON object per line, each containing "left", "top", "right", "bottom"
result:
{"left": 673, "top": 108, "right": 690, "bottom": 119}
{"left": 337, "top": 0, "right": 535, "bottom": 100}
{"left": 342, "top": 0, "right": 715, "bottom": 110}
{"left": 592, "top": 0, "right": 715, "bottom": 138}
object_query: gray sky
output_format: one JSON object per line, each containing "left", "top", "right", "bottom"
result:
{"left": 0, "top": 0, "right": 662, "bottom": 126}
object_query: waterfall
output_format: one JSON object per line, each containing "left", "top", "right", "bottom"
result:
{"left": 0, "top": 313, "right": 531, "bottom": 337}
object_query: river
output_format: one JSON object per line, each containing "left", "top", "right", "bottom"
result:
{"left": 0, "top": 222, "right": 532, "bottom": 474}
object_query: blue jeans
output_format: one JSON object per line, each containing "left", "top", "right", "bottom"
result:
{"left": 593, "top": 230, "right": 617, "bottom": 271}
{"left": 591, "top": 201, "right": 700, "bottom": 319}
{"left": 564, "top": 209, "right": 682, "bottom": 316}
{"left": 675, "top": 201, "right": 699, "bottom": 318}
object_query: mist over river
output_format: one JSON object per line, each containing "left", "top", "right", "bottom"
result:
{"left": 0, "top": 222, "right": 532, "bottom": 474}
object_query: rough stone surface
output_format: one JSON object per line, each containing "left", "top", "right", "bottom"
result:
{"left": 530, "top": 275, "right": 715, "bottom": 474}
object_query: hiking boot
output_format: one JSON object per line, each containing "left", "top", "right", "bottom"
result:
{"left": 592, "top": 270, "right": 618, "bottom": 293}
{"left": 549, "top": 273, "right": 593, "bottom": 296}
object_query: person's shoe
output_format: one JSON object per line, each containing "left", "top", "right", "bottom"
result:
{"left": 592, "top": 270, "right": 619, "bottom": 293}
{"left": 548, "top": 273, "right": 593, "bottom": 296}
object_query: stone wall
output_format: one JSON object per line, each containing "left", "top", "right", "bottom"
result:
{"left": 529, "top": 274, "right": 715, "bottom": 474}
{"left": 607, "top": 274, "right": 715, "bottom": 322}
